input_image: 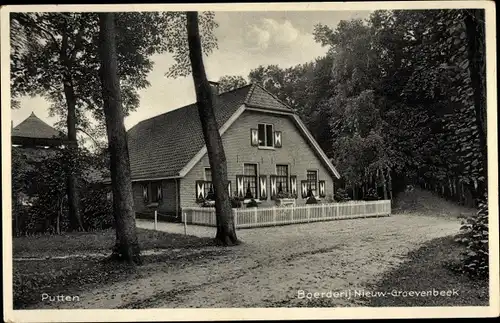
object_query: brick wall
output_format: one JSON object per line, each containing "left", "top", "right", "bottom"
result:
{"left": 180, "top": 109, "right": 337, "bottom": 208}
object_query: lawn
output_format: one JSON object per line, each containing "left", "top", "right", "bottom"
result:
{"left": 13, "top": 227, "right": 215, "bottom": 258}
{"left": 392, "top": 188, "right": 477, "bottom": 219}
{"left": 360, "top": 235, "right": 489, "bottom": 307}
{"left": 12, "top": 228, "right": 222, "bottom": 309}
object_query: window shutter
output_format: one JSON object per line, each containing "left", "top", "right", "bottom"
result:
{"left": 250, "top": 128, "right": 259, "bottom": 146}
{"left": 236, "top": 175, "right": 245, "bottom": 198}
{"left": 157, "top": 184, "right": 163, "bottom": 201}
{"left": 319, "top": 180, "right": 326, "bottom": 198}
{"left": 274, "top": 131, "right": 282, "bottom": 148}
{"left": 290, "top": 175, "right": 297, "bottom": 198}
{"left": 227, "top": 181, "right": 232, "bottom": 197}
{"left": 301, "top": 180, "right": 308, "bottom": 198}
{"left": 142, "top": 184, "right": 149, "bottom": 202}
{"left": 259, "top": 175, "right": 267, "bottom": 200}
{"left": 270, "top": 175, "right": 277, "bottom": 199}
{"left": 195, "top": 180, "right": 205, "bottom": 202}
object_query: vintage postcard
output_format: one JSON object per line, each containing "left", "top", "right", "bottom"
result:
{"left": 2, "top": 1, "right": 498, "bottom": 322}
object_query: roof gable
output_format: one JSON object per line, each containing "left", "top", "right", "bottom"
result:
{"left": 244, "top": 84, "right": 292, "bottom": 112}
{"left": 127, "top": 83, "right": 339, "bottom": 181}
{"left": 12, "top": 112, "right": 63, "bottom": 139}
{"left": 127, "top": 85, "right": 252, "bottom": 180}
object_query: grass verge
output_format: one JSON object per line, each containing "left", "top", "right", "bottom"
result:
{"left": 13, "top": 228, "right": 215, "bottom": 258}
{"left": 360, "top": 235, "right": 489, "bottom": 307}
{"left": 13, "top": 228, "right": 224, "bottom": 309}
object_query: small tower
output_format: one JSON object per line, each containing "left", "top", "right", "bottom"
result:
{"left": 11, "top": 112, "right": 66, "bottom": 148}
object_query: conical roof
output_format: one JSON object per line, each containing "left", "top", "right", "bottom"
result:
{"left": 12, "top": 112, "right": 63, "bottom": 139}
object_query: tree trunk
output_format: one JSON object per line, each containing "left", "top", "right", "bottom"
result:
{"left": 57, "top": 196, "right": 62, "bottom": 235}
{"left": 98, "top": 13, "right": 141, "bottom": 263}
{"left": 465, "top": 10, "right": 487, "bottom": 200}
{"left": 61, "top": 24, "right": 83, "bottom": 232}
{"left": 381, "top": 168, "right": 388, "bottom": 200}
{"left": 186, "top": 12, "right": 238, "bottom": 246}
{"left": 365, "top": 170, "right": 369, "bottom": 198}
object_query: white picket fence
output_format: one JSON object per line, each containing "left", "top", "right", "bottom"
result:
{"left": 182, "top": 200, "right": 391, "bottom": 229}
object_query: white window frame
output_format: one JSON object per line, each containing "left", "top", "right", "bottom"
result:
{"left": 275, "top": 164, "right": 290, "bottom": 193}
{"left": 257, "top": 123, "right": 274, "bottom": 149}
{"left": 203, "top": 167, "right": 212, "bottom": 181}
{"left": 242, "top": 162, "right": 261, "bottom": 203}
{"left": 306, "top": 169, "right": 319, "bottom": 198}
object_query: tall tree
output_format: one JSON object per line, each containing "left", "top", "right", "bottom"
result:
{"left": 98, "top": 12, "right": 140, "bottom": 263}
{"left": 464, "top": 9, "right": 487, "bottom": 198}
{"left": 186, "top": 11, "right": 238, "bottom": 246}
{"left": 11, "top": 12, "right": 218, "bottom": 230}
{"left": 217, "top": 75, "right": 247, "bottom": 92}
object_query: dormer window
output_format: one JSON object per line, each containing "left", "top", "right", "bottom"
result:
{"left": 258, "top": 123, "right": 274, "bottom": 148}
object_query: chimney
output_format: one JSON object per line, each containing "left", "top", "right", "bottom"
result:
{"left": 208, "top": 81, "right": 219, "bottom": 106}
{"left": 208, "top": 81, "right": 219, "bottom": 95}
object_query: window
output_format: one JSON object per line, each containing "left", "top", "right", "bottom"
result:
{"left": 258, "top": 123, "right": 274, "bottom": 148}
{"left": 204, "top": 168, "right": 214, "bottom": 199}
{"left": 150, "top": 181, "right": 162, "bottom": 203}
{"left": 306, "top": 170, "right": 318, "bottom": 195}
{"left": 204, "top": 168, "right": 212, "bottom": 181}
{"left": 276, "top": 165, "right": 289, "bottom": 193}
{"left": 243, "top": 164, "right": 258, "bottom": 199}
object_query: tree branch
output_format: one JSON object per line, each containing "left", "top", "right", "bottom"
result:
{"left": 69, "top": 19, "right": 86, "bottom": 63}
{"left": 76, "top": 127, "right": 102, "bottom": 147}
{"left": 13, "top": 14, "right": 61, "bottom": 52}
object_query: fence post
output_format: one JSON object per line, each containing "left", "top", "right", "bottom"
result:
{"left": 322, "top": 204, "right": 326, "bottom": 220}
{"left": 183, "top": 212, "right": 187, "bottom": 235}
{"left": 307, "top": 207, "right": 310, "bottom": 222}
{"left": 154, "top": 209, "right": 158, "bottom": 230}
{"left": 234, "top": 208, "right": 238, "bottom": 228}
{"left": 254, "top": 208, "right": 258, "bottom": 225}
{"left": 273, "top": 207, "right": 276, "bottom": 226}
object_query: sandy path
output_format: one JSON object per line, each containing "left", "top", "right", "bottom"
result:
{"left": 37, "top": 214, "right": 461, "bottom": 309}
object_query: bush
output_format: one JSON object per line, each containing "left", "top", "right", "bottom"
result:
{"left": 81, "top": 187, "right": 114, "bottom": 231}
{"left": 324, "top": 194, "right": 335, "bottom": 203}
{"left": 457, "top": 195, "right": 489, "bottom": 278}
{"left": 12, "top": 146, "right": 112, "bottom": 235}
{"left": 230, "top": 196, "right": 242, "bottom": 208}
{"left": 199, "top": 197, "right": 214, "bottom": 207}
{"left": 364, "top": 188, "right": 380, "bottom": 201}
{"left": 306, "top": 196, "right": 318, "bottom": 204}
{"left": 276, "top": 191, "right": 293, "bottom": 199}
{"left": 334, "top": 188, "right": 351, "bottom": 203}
{"left": 246, "top": 198, "right": 259, "bottom": 208}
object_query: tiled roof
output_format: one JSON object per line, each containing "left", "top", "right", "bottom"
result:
{"left": 127, "top": 84, "right": 293, "bottom": 180}
{"left": 12, "top": 112, "right": 64, "bottom": 139}
{"left": 244, "top": 84, "right": 291, "bottom": 111}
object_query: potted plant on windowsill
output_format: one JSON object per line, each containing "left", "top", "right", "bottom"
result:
{"left": 242, "top": 184, "right": 261, "bottom": 205}
{"left": 305, "top": 189, "right": 321, "bottom": 204}
{"left": 199, "top": 187, "right": 216, "bottom": 207}
{"left": 275, "top": 190, "right": 296, "bottom": 207}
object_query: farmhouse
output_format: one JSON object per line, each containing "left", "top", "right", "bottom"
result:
{"left": 127, "top": 83, "right": 341, "bottom": 220}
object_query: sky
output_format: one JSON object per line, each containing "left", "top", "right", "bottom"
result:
{"left": 11, "top": 10, "right": 371, "bottom": 132}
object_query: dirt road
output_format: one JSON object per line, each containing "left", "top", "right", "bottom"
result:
{"left": 36, "top": 214, "right": 461, "bottom": 308}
